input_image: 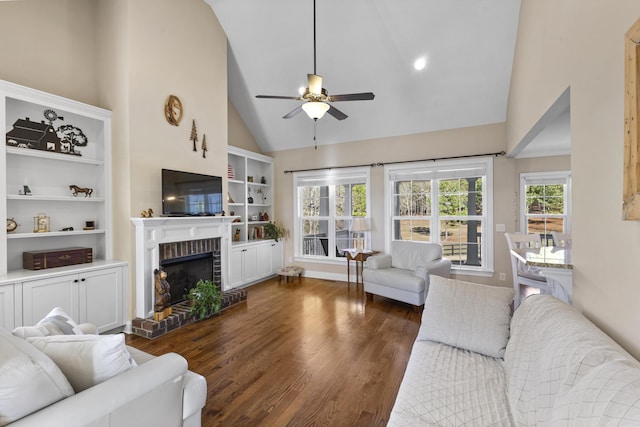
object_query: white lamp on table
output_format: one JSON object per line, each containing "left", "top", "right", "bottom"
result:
{"left": 350, "top": 217, "right": 369, "bottom": 251}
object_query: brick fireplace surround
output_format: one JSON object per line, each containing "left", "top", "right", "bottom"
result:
{"left": 131, "top": 217, "right": 245, "bottom": 338}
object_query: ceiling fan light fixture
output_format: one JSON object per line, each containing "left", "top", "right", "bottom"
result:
{"left": 302, "top": 101, "right": 330, "bottom": 120}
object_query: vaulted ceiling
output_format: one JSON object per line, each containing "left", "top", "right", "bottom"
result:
{"left": 205, "top": 0, "right": 522, "bottom": 153}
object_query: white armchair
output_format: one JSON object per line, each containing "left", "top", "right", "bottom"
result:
{"left": 363, "top": 241, "right": 451, "bottom": 306}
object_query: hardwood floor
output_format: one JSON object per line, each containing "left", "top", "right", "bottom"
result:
{"left": 126, "top": 277, "right": 422, "bottom": 426}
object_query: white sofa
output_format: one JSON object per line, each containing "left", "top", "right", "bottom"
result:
{"left": 0, "top": 310, "right": 206, "bottom": 427}
{"left": 388, "top": 277, "right": 640, "bottom": 426}
{"left": 363, "top": 241, "right": 451, "bottom": 306}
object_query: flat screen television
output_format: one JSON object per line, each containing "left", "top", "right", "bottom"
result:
{"left": 161, "top": 169, "right": 223, "bottom": 216}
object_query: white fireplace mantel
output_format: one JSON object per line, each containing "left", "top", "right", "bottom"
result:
{"left": 131, "top": 216, "right": 236, "bottom": 319}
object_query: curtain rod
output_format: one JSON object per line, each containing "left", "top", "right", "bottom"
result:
{"left": 283, "top": 151, "right": 505, "bottom": 174}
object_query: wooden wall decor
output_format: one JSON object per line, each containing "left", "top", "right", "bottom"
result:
{"left": 164, "top": 95, "right": 183, "bottom": 126}
{"left": 624, "top": 17, "right": 640, "bottom": 220}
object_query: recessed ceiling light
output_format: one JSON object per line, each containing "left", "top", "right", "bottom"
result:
{"left": 414, "top": 56, "right": 427, "bottom": 71}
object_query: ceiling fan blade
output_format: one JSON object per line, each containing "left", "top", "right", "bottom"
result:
{"left": 308, "top": 74, "right": 323, "bottom": 95}
{"left": 256, "top": 95, "right": 302, "bottom": 100}
{"left": 328, "top": 92, "right": 375, "bottom": 102}
{"left": 283, "top": 105, "right": 303, "bottom": 119}
{"left": 327, "top": 105, "right": 348, "bottom": 120}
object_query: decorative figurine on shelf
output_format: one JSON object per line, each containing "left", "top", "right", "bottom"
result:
{"left": 261, "top": 176, "right": 266, "bottom": 184}
{"left": 190, "top": 119, "right": 198, "bottom": 152}
{"left": 247, "top": 188, "right": 254, "bottom": 204}
{"left": 69, "top": 185, "right": 93, "bottom": 197}
{"left": 141, "top": 208, "right": 154, "bottom": 218}
{"left": 6, "top": 218, "right": 18, "bottom": 233}
{"left": 60, "top": 227, "right": 74, "bottom": 231}
{"left": 234, "top": 228, "right": 240, "bottom": 242}
{"left": 6, "top": 109, "right": 87, "bottom": 157}
{"left": 153, "top": 267, "right": 172, "bottom": 321}
{"left": 83, "top": 221, "right": 95, "bottom": 231}
{"left": 258, "top": 212, "right": 264, "bottom": 221}
{"left": 263, "top": 212, "right": 269, "bottom": 222}
{"left": 22, "top": 185, "right": 32, "bottom": 196}
{"left": 201, "top": 134, "right": 207, "bottom": 158}
{"left": 33, "top": 213, "right": 50, "bottom": 233}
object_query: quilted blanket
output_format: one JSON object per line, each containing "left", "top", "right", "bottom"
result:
{"left": 505, "top": 295, "right": 640, "bottom": 425}
{"left": 387, "top": 341, "right": 513, "bottom": 426}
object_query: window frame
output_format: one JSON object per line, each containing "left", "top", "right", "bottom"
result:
{"left": 293, "top": 167, "right": 371, "bottom": 263}
{"left": 519, "top": 171, "right": 572, "bottom": 243}
{"left": 384, "top": 157, "right": 494, "bottom": 276}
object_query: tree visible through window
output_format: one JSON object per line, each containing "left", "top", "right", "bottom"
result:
{"left": 386, "top": 158, "right": 493, "bottom": 274}
{"left": 295, "top": 169, "right": 370, "bottom": 260}
{"left": 520, "top": 172, "right": 571, "bottom": 246}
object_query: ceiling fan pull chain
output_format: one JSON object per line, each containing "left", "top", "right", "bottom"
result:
{"left": 314, "top": 119, "right": 318, "bottom": 150}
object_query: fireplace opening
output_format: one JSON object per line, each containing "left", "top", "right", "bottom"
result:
{"left": 160, "top": 252, "right": 215, "bottom": 305}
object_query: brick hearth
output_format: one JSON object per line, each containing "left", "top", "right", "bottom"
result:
{"left": 131, "top": 288, "right": 247, "bottom": 339}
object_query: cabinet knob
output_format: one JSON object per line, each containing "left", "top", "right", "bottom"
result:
{"left": 74, "top": 279, "right": 79, "bottom": 283}
{"left": 81, "top": 278, "right": 86, "bottom": 282}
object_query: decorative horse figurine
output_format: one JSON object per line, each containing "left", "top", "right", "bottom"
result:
{"left": 69, "top": 185, "right": 93, "bottom": 197}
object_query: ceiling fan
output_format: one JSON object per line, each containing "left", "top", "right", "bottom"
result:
{"left": 255, "top": 0, "right": 375, "bottom": 121}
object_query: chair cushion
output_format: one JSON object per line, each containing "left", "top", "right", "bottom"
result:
{"left": 0, "top": 328, "right": 74, "bottom": 426}
{"left": 27, "top": 334, "right": 137, "bottom": 393}
{"left": 418, "top": 275, "right": 515, "bottom": 358}
{"left": 362, "top": 267, "right": 425, "bottom": 293}
{"left": 391, "top": 241, "right": 442, "bottom": 271}
{"left": 388, "top": 341, "right": 512, "bottom": 426}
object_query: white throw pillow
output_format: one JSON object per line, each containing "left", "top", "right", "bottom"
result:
{"left": 27, "top": 334, "right": 137, "bottom": 392}
{"left": 12, "top": 307, "right": 84, "bottom": 339}
{"left": 417, "top": 275, "right": 515, "bottom": 358}
{"left": 0, "top": 328, "right": 74, "bottom": 426}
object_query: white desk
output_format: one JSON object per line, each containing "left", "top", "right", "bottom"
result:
{"left": 511, "top": 247, "right": 573, "bottom": 304}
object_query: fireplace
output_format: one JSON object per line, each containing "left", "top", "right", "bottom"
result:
{"left": 159, "top": 238, "right": 221, "bottom": 305}
{"left": 131, "top": 216, "right": 236, "bottom": 319}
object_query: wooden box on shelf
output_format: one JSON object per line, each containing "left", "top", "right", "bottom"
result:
{"left": 23, "top": 246, "right": 93, "bottom": 270}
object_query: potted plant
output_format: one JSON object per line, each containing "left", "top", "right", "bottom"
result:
{"left": 264, "top": 221, "right": 287, "bottom": 242}
{"left": 185, "top": 279, "right": 222, "bottom": 320}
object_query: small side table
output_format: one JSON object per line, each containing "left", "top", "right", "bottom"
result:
{"left": 345, "top": 250, "right": 378, "bottom": 288}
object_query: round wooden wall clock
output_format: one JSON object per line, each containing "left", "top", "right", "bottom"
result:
{"left": 7, "top": 218, "right": 17, "bottom": 233}
{"left": 164, "top": 95, "right": 183, "bottom": 126}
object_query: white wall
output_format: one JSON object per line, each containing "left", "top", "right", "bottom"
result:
{"left": 508, "top": 0, "right": 640, "bottom": 358}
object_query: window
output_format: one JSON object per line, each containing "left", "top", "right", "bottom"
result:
{"left": 520, "top": 171, "right": 571, "bottom": 246}
{"left": 294, "top": 168, "right": 370, "bottom": 260}
{"left": 385, "top": 158, "right": 493, "bottom": 275}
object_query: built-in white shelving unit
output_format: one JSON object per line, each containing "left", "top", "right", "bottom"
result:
{"left": 226, "top": 146, "right": 282, "bottom": 288}
{"left": 227, "top": 146, "right": 275, "bottom": 244}
{"left": 0, "top": 79, "right": 127, "bottom": 332}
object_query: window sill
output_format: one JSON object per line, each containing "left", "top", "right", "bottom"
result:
{"left": 451, "top": 268, "right": 494, "bottom": 278}
{"left": 293, "top": 256, "right": 347, "bottom": 266}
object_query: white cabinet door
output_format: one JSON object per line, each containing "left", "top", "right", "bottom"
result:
{"left": 271, "top": 241, "right": 283, "bottom": 273}
{"left": 21, "top": 263, "right": 126, "bottom": 331}
{"left": 78, "top": 267, "right": 123, "bottom": 333}
{"left": 243, "top": 245, "right": 259, "bottom": 283}
{"left": 229, "top": 248, "right": 244, "bottom": 289}
{"left": 0, "top": 284, "right": 15, "bottom": 330}
{"left": 256, "top": 243, "right": 272, "bottom": 278}
{"left": 22, "top": 274, "right": 79, "bottom": 326}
